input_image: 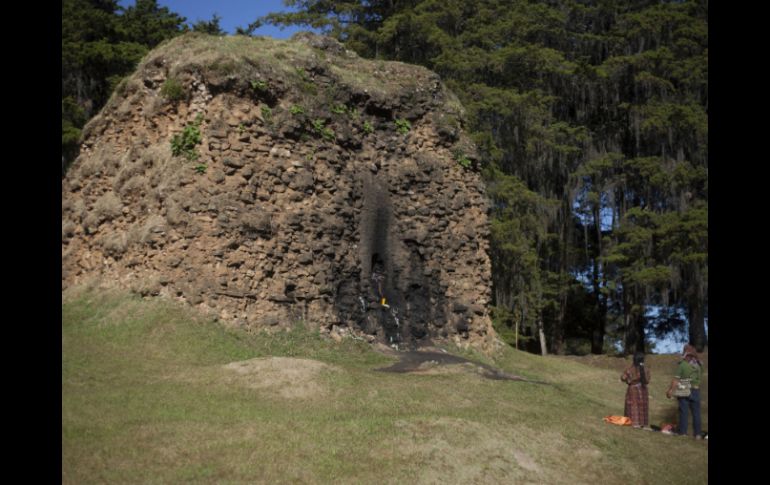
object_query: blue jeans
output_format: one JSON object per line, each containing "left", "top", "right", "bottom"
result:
{"left": 678, "top": 389, "right": 701, "bottom": 437}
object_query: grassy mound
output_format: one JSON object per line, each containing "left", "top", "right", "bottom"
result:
{"left": 63, "top": 287, "right": 707, "bottom": 484}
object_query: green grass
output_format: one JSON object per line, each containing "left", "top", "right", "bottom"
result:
{"left": 63, "top": 287, "right": 707, "bottom": 484}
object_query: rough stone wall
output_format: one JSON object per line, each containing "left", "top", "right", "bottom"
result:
{"left": 62, "top": 33, "right": 499, "bottom": 352}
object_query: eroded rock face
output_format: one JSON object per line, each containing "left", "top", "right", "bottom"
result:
{"left": 62, "top": 32, "right": 498, "bottom": 352}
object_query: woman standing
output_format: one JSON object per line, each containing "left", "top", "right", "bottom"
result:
{"left": 621, "top": 352, "right": 651, "bottom": 428}
{"left": 666, "top": 344, "right": 703, "bottom": 439}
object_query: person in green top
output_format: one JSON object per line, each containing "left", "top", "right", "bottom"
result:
{"left": 666, "top": 344, "right": 703, "bottom": 439}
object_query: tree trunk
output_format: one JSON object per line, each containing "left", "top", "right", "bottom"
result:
{"left": 539, "top": 319, "right": 548, "bottom": 356}
{"left": 590, "top": 258, "right": 607, "bottom": 354}
{"left": 590, "top": 199, "right": 608, "bottom": 354}
{"left": 635, "top": 311, "right": 646, "bottom": 353}
{"left": 550, "top": 203, "right": 570, "bottom": 355}
{"left": 515, "top": 316, "right": 519, "bottom": 350}
{"left": 553, "top": 289, "right": 567, "bottom": 355}
{"left": 623, "top": 292, "right": 645, "bottom": 355}
{"left": 624, "top": 299, "right": 647, "bottom": 354}
{"left": 624, "top": 315, "right": 646, "bottom": 354}
{"left": 688, "top": 299, "right": 707, "bottom": 352}
{"left": 623, "top": 316, "right": 636, "bottom": 356}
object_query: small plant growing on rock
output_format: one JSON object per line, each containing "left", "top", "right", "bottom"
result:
{"left": 194, "top": 163, "right": 207, "bottom": 174}
{"left": 250, "top": 79, "right": 268, "bottom": 91}
{"left": 160, "top": 78, "right": 185, "bottom": 101}
{"left": 295, "top": 67, "right": 309, "bottom": 82}
{"left": 363, "top": 121, "right": 374, "bottom": 135}
{"left": 261, "top": 106, "right": 273, "bottom": 123}
{"left": 290, "top": 105, "right": 305, "bottom": 115}
{"left": 312, "top": 119, "right": 335, "bottom": 141}
{"left": 454, "top": 150, "right": 472, "bottom": 169}
{"left": 395, "top": 118, "right": 411, "bottom": 135}
{"left": 331, "top": 104, "right": 347, "bottom": 115}
{"left": 171, "top": 113, "right": 203, "bottom": 161}
{"left": 295, "top": 68, "right": 317, "bottom": 95}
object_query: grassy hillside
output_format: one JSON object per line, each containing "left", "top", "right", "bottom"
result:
{"left": 63, "top": 287, "right": 707, "bottom": 484}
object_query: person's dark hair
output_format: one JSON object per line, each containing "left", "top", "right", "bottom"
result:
{"left": 633, "top": 352, "right": 647, "bottom": 386}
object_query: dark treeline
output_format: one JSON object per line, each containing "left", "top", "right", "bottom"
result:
{"left": 62, "top": 0, "right": 223, "bottom": 169}
{"left": 62, "top": 0, "right": 707, "bottom": 355}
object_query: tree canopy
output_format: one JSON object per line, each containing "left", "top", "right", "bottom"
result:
{"left": 62, "top": 0, "right": 189, "bottom": 171}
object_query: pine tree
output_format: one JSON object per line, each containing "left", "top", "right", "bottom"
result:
{"left": 61, "top": 0, "right": 188, "bottom": 173}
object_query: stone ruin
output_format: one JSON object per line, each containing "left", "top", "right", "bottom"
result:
{"left": 61, "top": 32, "right": 499, "bottom": 352}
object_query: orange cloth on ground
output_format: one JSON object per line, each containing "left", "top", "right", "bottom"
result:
{"left": 603, "top": 415, "right": 632, "bottom": 426}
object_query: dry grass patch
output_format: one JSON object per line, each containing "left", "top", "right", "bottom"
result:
{"left": 222, "top": 356, "right": 340, "bottom": 399}
{"left": 378, "top": 417, "right": 607, "bottom": 485}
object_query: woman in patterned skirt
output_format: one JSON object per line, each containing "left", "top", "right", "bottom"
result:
{"left": 621, "top": 352, "right": 651, "bottom": 428}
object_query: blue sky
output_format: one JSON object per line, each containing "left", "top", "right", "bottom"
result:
{"left": 117, "top": 0, "right": 318, "bottom": 38}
